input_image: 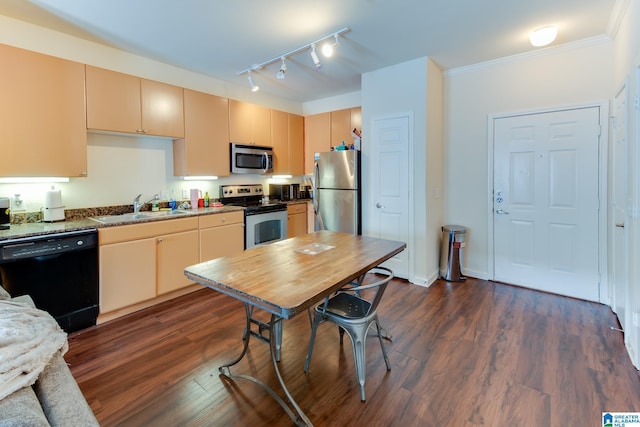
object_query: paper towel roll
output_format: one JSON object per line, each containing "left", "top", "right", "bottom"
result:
{"left": 44, "top": 189, "right": 63, "bottom": 209}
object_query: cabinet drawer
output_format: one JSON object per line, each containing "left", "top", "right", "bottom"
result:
{"left": 287, "top": 204, "right": 307, "bottom": 215}
{"left": 99, "top": 217, "right": 198, "bottom": 245}
{"left": 199, "top": 211, "right": 244, "bottom": 228}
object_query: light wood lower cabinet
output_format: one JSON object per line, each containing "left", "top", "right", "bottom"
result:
{"left": 99, "top": 237, "right": 157, "bottom": 313}
{"left": 99, "top": 217, "right": 198, "bottom": 313}
{"left": 199, "top": 211, "right": 245, "bottom": 261}
{"left": 157, "top": 230, "right": 199, "bottom": 295}
{"left": 287, "top": 204, "right": 307, "bottom": 238}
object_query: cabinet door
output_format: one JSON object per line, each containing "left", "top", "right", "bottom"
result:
{"left": 304, "top": 112, "right": 331, "bottom": 174}
{"left": 141, "top": 79, "right": 185, "bottom": 138}
{"left": 157, "top": 230, "right": 199, "bottom": 295}
{"left": 229, "top": 100, "right": 253, "bottom": 143}
{"left": 0, "top": 44, "right": 87, "bottom": 177}
{"left": 331, "top": 108, "right": 352, "bottom": 147}
{"left": 271, "top": 109, "right": 289, "bottom": 174}
{"left": 289, "top": 114, "right": 305, "bottom": 176}
{"left": 173, "top": 89, "right": 229, "bottom": 177}
{"left": 200, "top": 223, "right": 244, "bottom": 261}
{"left": 85, "top": 65, "right": 142, "bottom": 134}
{"left": 252, "top": 104, "right": 272, "bottom": 146}
{"left": 100, "top": 238, "right": 156, "bottom": 313}
{"left": 287, "top": 204, "right": 307, "bottom": 238}
{"left": 351, "top": 107, "right": 362, "bottom": 132}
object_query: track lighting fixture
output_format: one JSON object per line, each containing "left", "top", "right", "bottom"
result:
{"left": 247, "top": 71, "right": 259, "bottom": 92}
{"left": 237, "top": 27, "right": 350, "bottom": 92}
{"left": 310, "top": 44, "right": 322, "bottom": 70}
{"left": 276, "top": 57, "right": 287, "bottom": 80}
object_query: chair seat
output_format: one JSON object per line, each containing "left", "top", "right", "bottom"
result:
{"left": 316, "top": 292, "right": 371, "bottom": 319}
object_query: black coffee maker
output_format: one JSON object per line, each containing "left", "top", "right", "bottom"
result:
{"left": 0, "top": 197, "right": 9, "bottom": 230}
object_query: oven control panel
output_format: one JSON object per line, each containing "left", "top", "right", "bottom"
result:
{"left": 220, "top": 184, "right": 264, "bottom": 199}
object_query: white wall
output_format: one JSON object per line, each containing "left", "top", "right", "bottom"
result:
{"left": 361, "top": 57, "right": 443, "bottom": 285}
{"left": 444, "top": 39, "right": 614, "bottom": 279}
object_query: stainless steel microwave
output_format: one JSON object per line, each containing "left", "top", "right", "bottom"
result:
{"left": 230, "top": 143, "right": 274, "bottom": 174}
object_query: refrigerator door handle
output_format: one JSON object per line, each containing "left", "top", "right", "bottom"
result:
{"left": 313, "top": 161, "right": 325, "bottom": 230}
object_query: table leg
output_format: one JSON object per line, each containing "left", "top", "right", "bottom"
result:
{"left": 218, "top": 304, "right": 313, "bottom": 427}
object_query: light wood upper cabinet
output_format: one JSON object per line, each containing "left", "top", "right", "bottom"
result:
{"left": 85, "top": 65, "right": 185, "bottom": 138}
{"left": 0, "top": 44, "right": 87, "bottom": 177}
{"left": 289, "top": 113, "right": 304, "bottom": 176}
{"left": 271, "top": 110, "right": 289, "bottom": 174}
{"left": 331, "top": 107, "right": 362, "bottom": 147}
{"left": 272, "top": 111, "right": 305, "bottom": 175}
{"left": 173, "top": 89, "right": 230, "bottom": 177}
{"left": 229, "top": 100, "right": 271, "bottom": 146}
{"left": 304, "top": 112, "right": 331, "bottom": 175}
{"left": 304, "top": 108, "right": 361, "bottom": 175}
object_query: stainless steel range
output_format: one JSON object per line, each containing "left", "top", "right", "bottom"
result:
{"left": 220, "top": 184, "right": 288, "bottom": 249}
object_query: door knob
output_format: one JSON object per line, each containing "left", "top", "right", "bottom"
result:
{"left": 496, "top": 209, "right": 509, "bottom": 215}
{"left": 376, "top": 203, "right": 385, "bottom": 209}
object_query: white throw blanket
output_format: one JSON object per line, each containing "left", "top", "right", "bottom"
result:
{"left": 0, "top": 299, "right": 68, "bottom": 400}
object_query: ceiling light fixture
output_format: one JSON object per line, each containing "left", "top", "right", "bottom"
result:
{"left": 322, "top": 33, "right": 339, "bottom": 57}
{"left": 310, "top": 44, "right": 322, "bottom": 70}
{"left": 247, "top": 70, "right": 259, "bottom": 92}
{"left": 237, "top": 27, "right": 350, "bottom": 91}
{"left": 276, "top": 57, "right": 287, "bottom": 80}
{"left": 529, "top": 25, "right": 558, "bottom": 47}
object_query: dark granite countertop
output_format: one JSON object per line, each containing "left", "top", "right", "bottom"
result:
{"left": 0, "top": 205, "right": 245, "bottom": 242}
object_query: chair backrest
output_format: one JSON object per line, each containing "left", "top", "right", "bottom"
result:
{"left": 338, "top": 267, "right": 394, "bottom": 316}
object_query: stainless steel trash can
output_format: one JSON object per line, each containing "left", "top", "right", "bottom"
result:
{"left": 440, "top": 225, "right": 466, "bottom": 281}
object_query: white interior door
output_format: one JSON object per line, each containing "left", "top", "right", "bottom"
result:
{"left": 370, "top": 115, "right": 410, "bottom": 278}
{"left": 493, "top": 107, "right": 601, "bottom": 301}
{"left": 612, "top": 82, "right": 629, "bottom": 329}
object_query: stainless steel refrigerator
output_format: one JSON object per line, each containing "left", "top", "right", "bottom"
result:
{"left": 313, "top": 150, "right": 361, "bottom": 234}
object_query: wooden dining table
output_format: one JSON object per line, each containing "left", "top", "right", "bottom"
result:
{"left": 184, "top": 230, "right": 406, "bottom": 426}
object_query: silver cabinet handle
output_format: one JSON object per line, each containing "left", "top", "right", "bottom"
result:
{"left": 376, "top": 203, "right": 385, "bottom": 209}
{"left": 496, "top": 209, "right": 509, "bottom": 215}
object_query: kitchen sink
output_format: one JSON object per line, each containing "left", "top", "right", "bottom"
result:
{"left": 143, "top": 210, "right": 190, "bottom": 217}
{"left": 90, "top": 210, "right": 189, "bottom": 224}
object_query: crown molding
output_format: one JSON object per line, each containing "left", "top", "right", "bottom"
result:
{"left": 444, "top": 35, "right": 612, "bottom": 77}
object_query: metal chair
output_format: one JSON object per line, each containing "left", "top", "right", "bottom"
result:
{"left": 304, "top": 267, "right": 394, "bottom": 401}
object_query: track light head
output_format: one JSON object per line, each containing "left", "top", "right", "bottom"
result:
{"left": 247, "top": 71, "right": 259, "bottom": 92}
{"left": 310, "top": 44, "right": 322, "bottom": 70}
{"left": 276, "top": 57, "right": 287, "bottom": 80}
{"left": 322, "top": 34, "right": 339, "bottom": 57}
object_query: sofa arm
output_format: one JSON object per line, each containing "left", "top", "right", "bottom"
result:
{"left": 33, "top": 352, "right": 99, "bottom": 426}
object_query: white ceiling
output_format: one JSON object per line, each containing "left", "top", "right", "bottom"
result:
{"left": 0, "top": 0, "right": 622, "bottom": 103}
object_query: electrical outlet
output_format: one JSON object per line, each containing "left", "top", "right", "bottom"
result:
{"left": 11, "top": 194, "right": 25, "bottom": 212}
{"left": 633, "top": 312, "right": 639, "bottom": 328}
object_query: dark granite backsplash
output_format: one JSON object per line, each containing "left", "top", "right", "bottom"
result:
{"left": 10, "top": 201, "right": 185, "bottom": 224}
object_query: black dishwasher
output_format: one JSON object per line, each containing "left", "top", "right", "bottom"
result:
{"left": 0, "top": 229, "right": 99, "bottom": 333}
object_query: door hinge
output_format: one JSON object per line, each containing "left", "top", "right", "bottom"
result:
{"left": 635, "top": 95, "right": 639, "bottom": 111}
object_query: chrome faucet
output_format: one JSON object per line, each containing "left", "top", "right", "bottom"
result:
{"left": 133, "top": 193, "right": 159, "bottom": 213}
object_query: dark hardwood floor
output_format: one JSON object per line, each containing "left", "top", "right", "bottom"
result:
{"left": 65, "top": 277, "right": 640, "bottom": 426}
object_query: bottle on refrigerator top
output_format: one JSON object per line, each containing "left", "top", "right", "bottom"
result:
{"left": 204, "top": 192, "right": 210, "bottom": 208}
